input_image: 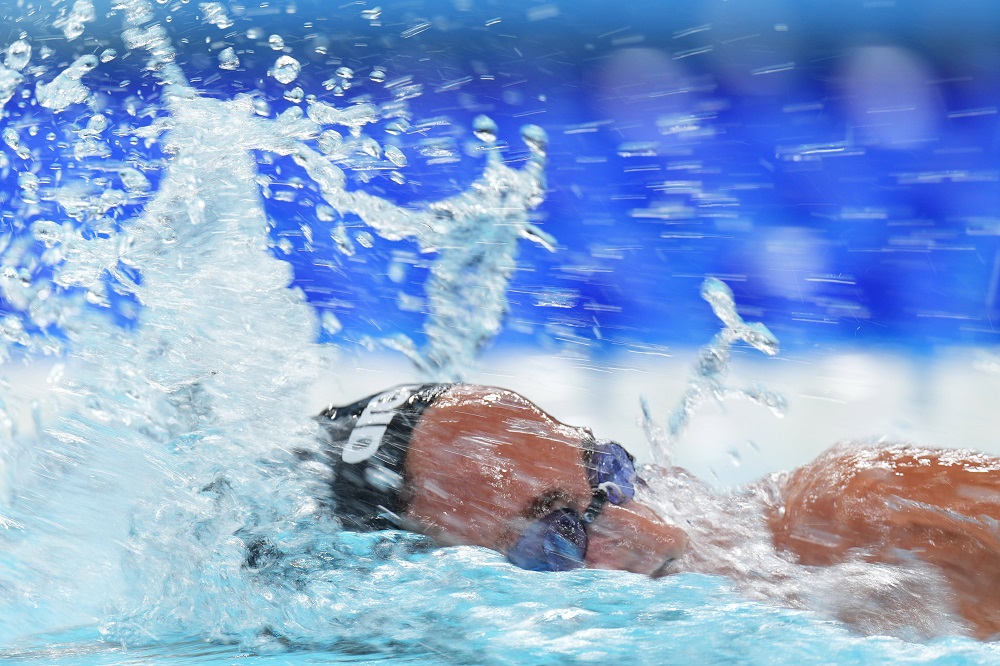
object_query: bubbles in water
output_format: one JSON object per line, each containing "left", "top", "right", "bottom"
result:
{"left": 268, "top": 34, "right": 285, "bottom": 50}
{"left": 361, "top": 6, "right": 382, "bottom": 20}
{"left": 4, "top": 40, "right": 31, "bottom": 72}
{"left": 370, "top": 68, "right": 386, "bottom": 83}
{"left": 217, "top": 47, "right": 239, "bottom": 70}
{"left": 283, "top": 86, "right": 304, "bottom": 103}
{"left": 271, "top": 55, "right": 301, "bottom": 85}
{"left": 199, "top": 2, "right": 233, "bottom": 29}
{"left": 35, "top": 55, "right": 98, "bottom": 112}
{"left": 53, "top": 0, "right": 95, "bottom": 41}
{"left": 100, "top": 48, "right": 118, "bottom": 63}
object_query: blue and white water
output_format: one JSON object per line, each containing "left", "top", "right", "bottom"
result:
{"left": 2, "top": 0, "right": 1000, "bottom": 662}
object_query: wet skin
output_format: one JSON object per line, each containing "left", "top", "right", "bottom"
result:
{"left": 402, "top": 385, "right": 687, "bottom": 575}
{"left": 771, "top": 444, "right": 1000, "bottom": 639}
{"left": 394, "top": 384, "right": 1000, "bottom": 638}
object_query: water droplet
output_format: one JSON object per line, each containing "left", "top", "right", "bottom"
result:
{"left": 0, "top": 69, "right": 24, "bottom": 114}
{"left": 100, "top": 48, "right": 117, "bottom": 63}
{"left": 18, "top": 171, "right": 40, "bottom": 203}
{"left": 520, "top": 124, "right": 548, "bottom": 156}
{"left": 271, "top": 55, "right": 301, "bottom": 85}
{"left": 252, "top": 97, "right": 270, "bottom": 117}
{"left": 317, "top": 129, "right": 343, "bottom": 155}
{"left": 321, "top": 311, "right": 343, "bottom": 335}
{"left": 360, "top": 137, "right": 381, "bottom": 158}
{"left": 316, "top": 205, "right": 335, "bottom": 222}
{"left": 85, "top": 113, "right": 107, "bottom": 135}
{"left": 217, "top": 47, "right": 239, "bottom": 70}
{"left": 473, "top": 114, "right": 498, "bottom": 144}
{"left": 5, "top": 40, "right": 31, "bottom": 72}
{"left": 74, "top": 137, "right": 110, "bottom": 160}
{"left": 335, "top": 66, "right": 354, "bottom": 80}
{"left": 54, "top": 0, "right": 95, "bottom": 41}
{"left": 268, "top": 34, "right": 285, "bottom": 50}
{"left": 31, "top": 220, "right": 64, "bottom": 248}
{"left": 330, "top": 224, "right": 355, "bottom": 255}
{"left": 2, "top": 127, "right": 31, "bottom": 159}
{"left": 354, "top": 230, "right": 374, "bottom": 249}
{"left": 384, "top": 118, "right": 409, "bottom": 135}
{"left": 199, "top": 2, "right": 234, "bottom": 29}
{"left": 383, "top": 144, "right": 407, "bottom": 167}
{"left": 401, "top": 19, "right": 431, "bottom": 39}
{"left": 370, "top": 68, "right": 386, "bottom": 83}
{"left": 118, "top": 167, "right": 151, "bottom": 193}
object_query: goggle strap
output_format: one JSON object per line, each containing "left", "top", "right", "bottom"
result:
{"left": 581, "top": 486, "right": 609, "bottom": 524}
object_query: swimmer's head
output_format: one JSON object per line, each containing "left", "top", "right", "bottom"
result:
{"left": 402, "top": 386, "right": 687, "bottom": 576}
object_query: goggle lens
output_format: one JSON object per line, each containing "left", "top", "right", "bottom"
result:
{"left": 509, "top": 440, "right": 637, "bottom": 572}
{"left": 507, "top": 508, "right": 587, "bottom": 572}
{"left": 587, "top": 440, "right": 636, "bottom": 505}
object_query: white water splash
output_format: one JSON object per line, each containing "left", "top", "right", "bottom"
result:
{"left": 0, "top": 0, "right": 552, "bottom": 647}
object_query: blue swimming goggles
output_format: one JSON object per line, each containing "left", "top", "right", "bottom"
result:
{"left": 507, "top": 439, "right": 637, "bottom": 572}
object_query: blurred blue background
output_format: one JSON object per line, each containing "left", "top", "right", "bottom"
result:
{"left": 4, "top": 0, "right": 1000, "bottom": 356}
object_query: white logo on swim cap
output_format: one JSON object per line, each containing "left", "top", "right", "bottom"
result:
{"left": 342, "top": 385, "right": 420, "bottom": 464}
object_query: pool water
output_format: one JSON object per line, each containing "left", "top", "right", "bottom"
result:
{"left": 3, "top": 0, "right": 1000, "bottom": 662}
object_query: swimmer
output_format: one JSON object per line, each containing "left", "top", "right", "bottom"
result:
{"left": 318, "top": 383, "right": 1000, "bottom": 638}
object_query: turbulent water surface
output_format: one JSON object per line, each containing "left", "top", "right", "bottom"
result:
{"left": 2, "top": 0, "right": 1000, "bottom": 663}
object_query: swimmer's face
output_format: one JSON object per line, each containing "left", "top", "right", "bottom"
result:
{"left": 403, "top": 386, "right": 687, "bottom": 575}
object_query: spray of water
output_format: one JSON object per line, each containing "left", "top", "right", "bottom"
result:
{"left": 0, "top": 0, "right": 988, "bottom": 653}
{"left": 645, "top": 277, "right": 786, "bottom": 467}
{"left": 0, "top": 0, "right": 551, "bottom": 648}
